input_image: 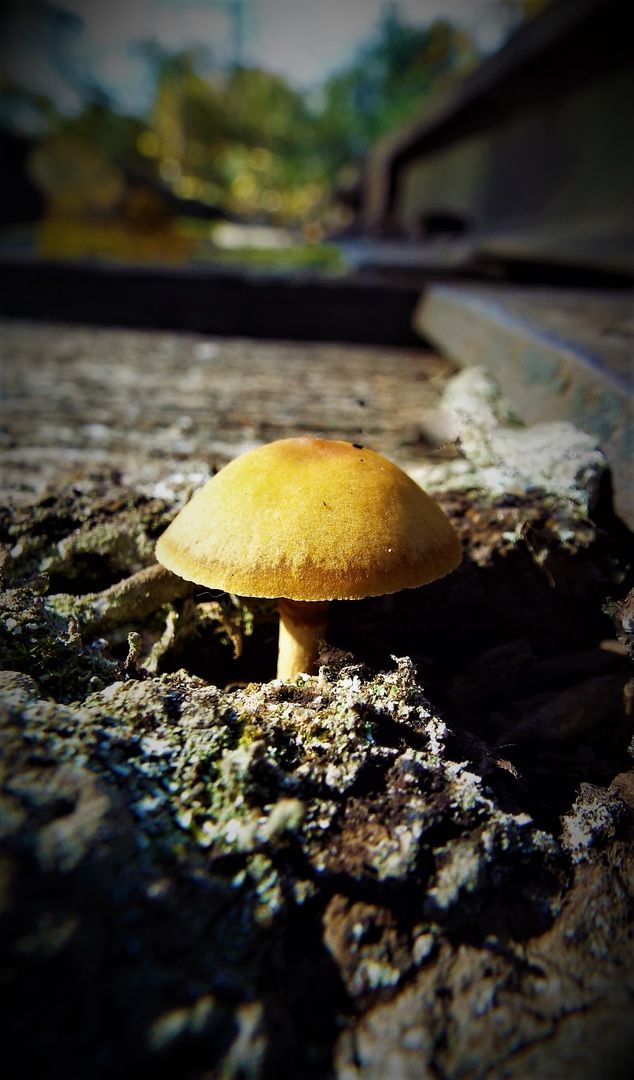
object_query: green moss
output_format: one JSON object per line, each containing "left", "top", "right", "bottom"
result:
{"left": 0, "top": 585, "right": 122, "bottom": 702}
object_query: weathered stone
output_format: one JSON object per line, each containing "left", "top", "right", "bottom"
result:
{"left": 411, "top": 365, "right": 607, "bottom": 514}
{"left": 0, "top": 657, "right": 587, "bottom": 1077}
{"left": 1, "top": 318, "right": 633, "bottom": 1078}
{"left": 0, "top": 318, "right": 454, "bottom": 508}
{"left": 335, "top": 793, "right": 634, "bottom": 1080}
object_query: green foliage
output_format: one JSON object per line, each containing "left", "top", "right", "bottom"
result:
{"left": 198, "top": 241, "right": 346, "bottom": 274}
{"left": 55, "top": 101, "right": 147, "bottom": 170}
{"left": 131, "top": 9, "right": 477, "bottom": 226}
{"left": 7, "top": 5, "right": 479, "bottom": 242}
{"left": 132, "top": 45, "right": 328, "bottom": 224}
{"left": 314, "top": 9, "right": 478, "bottom": 169}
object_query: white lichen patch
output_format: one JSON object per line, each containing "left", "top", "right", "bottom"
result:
{"left": 476, "top": 422, "right": 605, "bottom": 508}
{"left": 352, "top": 959, "right": 402, "bottom": 995}
{"left": 412, "top": 929, "right": 437, "bottom": 967}
{"left": 409, "top": 366, "right": 605, "bottom": 514}
{"left": 136, "top": 469, "right": 212, "bottom": 506}
{"left": 427, "top": 837, "right": 488, "bottom": 911}
{"left": 561, "top": 782, "right": 628, "bottom": 862}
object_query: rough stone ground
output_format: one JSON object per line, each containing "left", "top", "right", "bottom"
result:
{"left": 1, "top": 320, "right": 633, "bottom": 1079}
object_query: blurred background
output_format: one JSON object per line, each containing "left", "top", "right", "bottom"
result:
{"left": 0, "top": 0, "right": 552, "bottom": 272}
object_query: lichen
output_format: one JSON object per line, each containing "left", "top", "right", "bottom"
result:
{"left": 411, "top": 366, "right": 607, "bottom": 520}
{"left": 0, "top": 473, "right": 185, "bottom": 590}
{"left": 0, "top": 582, "right": 122, "bottom": 701}
{"left": 1, "top": 660, "right": 566, "bottom": 938}
{"left": 561, "top": 782, "right": 629, "bottom": 862}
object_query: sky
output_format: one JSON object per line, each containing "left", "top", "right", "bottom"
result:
{"left": 2, "top": 0, "right": 514, "bottom": 117}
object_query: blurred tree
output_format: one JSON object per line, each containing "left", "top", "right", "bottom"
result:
{"left": 129, "top": 8, "right": 478, "bottom": 231}
{"left": 0, "top": 0, "right": 116, "bottom": 119}
{"left": 54, "top": 101, "right": 147, "bottom": 172}
{"left": 498, "top": 0, "right": 556, "bottom": 23}
{"left": 0, "top": 79, "right": 59, "bottom": 135}
{"left": 315, "top": 6, "right": 478, "bottom": 172}
{"left": 1, "top": 2, "right": 482, "bottom": 249}
{"left": 133, "top": 42, "right": 325, "bottom": 223}
{"left": 28, "top": 133, "right": 125, "bottom": 218}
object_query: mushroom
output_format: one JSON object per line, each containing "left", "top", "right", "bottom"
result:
{"left": 155, "top": 437, "right": 461, "bottom": 680}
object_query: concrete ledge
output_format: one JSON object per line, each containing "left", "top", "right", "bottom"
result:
{"left": 415, "top": 283, "right": 634, "bottom": 527}
{"left": 0, "top": 253, "right": 422, "bottom": 346}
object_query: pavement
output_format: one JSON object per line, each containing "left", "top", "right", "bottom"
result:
{"left": 0, "top": 318, "right": 453, "bottom": 506}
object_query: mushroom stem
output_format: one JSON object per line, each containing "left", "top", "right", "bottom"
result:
{"left": 277, "top": 599, "right": 329, "bottom": 680}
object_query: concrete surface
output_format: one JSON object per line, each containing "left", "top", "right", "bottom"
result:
{"left": 0, "top": 319, "right": 454, "bottom": 506}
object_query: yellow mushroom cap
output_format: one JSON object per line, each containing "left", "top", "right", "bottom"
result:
{"left": 155, "top": 437, "right": 462, "bottom": 601}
